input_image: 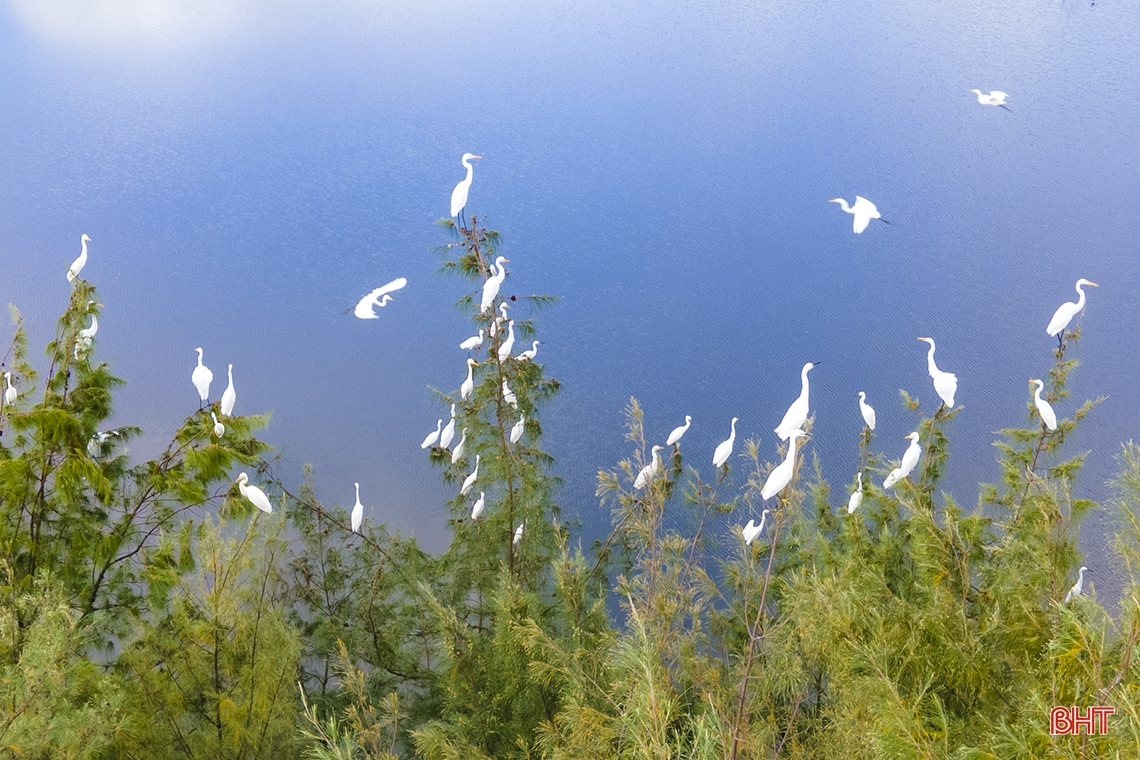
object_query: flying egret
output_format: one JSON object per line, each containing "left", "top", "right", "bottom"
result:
{"left": 513, "top": 523, "right": 524, "bottom": 545}
{"left": 1064, "top": 566, "right": 1087, "bottom": 603}
{"left": 440, "top": 405, "right": 457, "bottom": 449}
{"left": 510, "top": 415, "right": 526, "bottom": 444}
{"left": 776, "top": 362, "right": 817, "bottom": 441}
{"left": 1046, "top": 279, "right": 1098, "bottom": 346}
{"left": 67, "top": 234, "right": 91, "bottom": 283}
{"left": 451, "top": 429, "right": 467, "bottom": 463}
{"left": 516, "top": 341, "right": 540, "bottom": 361}
{"left": 634, "top": 445, "right": 664, "bottom": 490}
{"left": 211, "top": 412, "right": 225, "bottom": 438}
{"left": 970, "top": 89, "right": 1010, "bottom": 110}
{"left": 480, "top": 257, "right": 509, "bottom": 313}
{"left": 3, "top": 372, "right": 16, "bottom": 407}
{"left": 191, "top": 348, "right": 213, "bottom": 408}
{"left": 461, "top": 358, "right": 479, "bottom": 400}
{"left": 847, "top": 473, "right": 864, "bottom": 514}
{"left": 502, "top": 380, "right": 517, "bottom": 407}
{"left": 762, "top": 429, "right": 807, "bottom": 501}
{"left": 351, "top": 482, "right": 364, "bottom": 533}
{"left": 667, "top": 415, "right": 692, "bottom": 446}
{"left": 829, "top": 197, "right": 889, "bottom": 234}
{"left": 421, "top": 419, "right": 442, "bottom": 449}
{"left": 917, "top": 337, "right": 957, "bottom": 408}
{"left": 883, "top": 432, "right": 922, "bottom": 489}
{"left": 351, "top": 278, "right": 407, "bottom": 319}
{"left": 460, "top": 330, "right": 485, "bottom": 351}
{"left": 743, "top": 509, "right": 769, "bottom": 545}
{"left": 450, "top": 153, "right": 482, "bottom": 225}
{"left": 460, "top": 455, "right": 480, "bottom": 495}
{"left": 858, "top": 392, "right": 876, "bottom": 430}
{"left": 471, "top": 492, "right": 485, "bottom": 520}
{"left": 235, "top": 472, "right": 273, "bottom": 514}
{"left": 713, "top": 417, "right": 738, "bottom": 469}
{"left": 220, "top": 364, "right": 236, "bottom": 417}
{"left": 1031, "top": 379, "right": 1058, "bottom": 431}
{"left": 497, "top": 320, "right": 516, "bottom": 363}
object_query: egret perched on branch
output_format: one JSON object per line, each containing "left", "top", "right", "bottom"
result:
{"left": 75, "top": 312, "right": 99, "bottom": 358}
{"left": 502, "top": 380, "right": 517, "bottom": 407}
{"left": 68, "top": 234, "right": 91, "bottom": 283}
{"left": 460, "top": 330, "right": 485, "bottom": 351}
{"left": 461, "top": 358, "right": 476, "bottom": 400}
{"left": 829, "top": 197, "right": 889, "bottom": 234}
{"left": 471, "top": 492, "right": 485, "bottom": 520}
{"left": 667, "top": 415, "right": 691, "bottom": 446}
{"left": 513, "top": 523, "right": 524, "bottom": 545}
{"left": 634, "top": 445, "right": 664, "bottom": 490}
{"left": 917, "top": 337, "right": 957, "bottom": 408}
{"left": 351, "top": 482, "right": 364, "bottom": 533}
{"left": 235, "top": 473, "right": 273, "bottom": 514}
{"left": 762, "top": 429, "right": 807, "bottom": 501}
{"left": 775, "top": 362, "right": 816, "bottom": 441}
{"left": 971, "top": 89, "right": 1010, "bottom": 110}
{"left": 743, "top": 510, "right": 769, "bottom": 545}
{"left": 440, "top": 405, "right": 457, "bottom": 449}
{"left": 481, "top": 257, "right": 509, "bottom": 313}
{"left": 451, "top": 430, "right": 467, "bottom": 463}
{"left": 510, "top": 415, "right": 526, "bottom": 444}
{"left": 218, "top": 366, "right": 236, "bottom": 418}
{"left": 450, "top": 153, "right": 482, "bottom": 225}
{"left": 497, "top": 320, "right": 516, "bottom": 363}
{"left": 1031, "top": 379, "right": 1057, "bottom": 431}
{"left": 491, "top": 303, "right": 510, "bottom": 337}
{"left": 713, "top": 417, "right": 738, "bottom": 469}
{"left": 516, "top": 341, "right": 540, "bottom": 361}
{"left": 847, "top": 473, "right": 864, "bottom": 514}
{"left": 1046, "top": 279, "right": 1098, "bottom": 347}
{"left": 211, "top": 412, "right": 225, "bottom": 438}
{"left": 191, "top": 348, "right": 213, "bottom": 408}
{"left": 421, "top": 419, "right": 442, "bottom": 449}
{"left": 858, "top": 392, "right": 876, "bottom": 430}
{"left": 351, "top": 277, "right": 407, "bottom": 319}
{"left": 3, "top": 372, "right": 16, "bottom": 407}
{"left": 460, "top": 455, "right": 480, "bottom": 495}
{"left": 883, "top": 432, "right": 921, "bottom": 489}
{"left": 1064, "top": 566, "right": 1087, "bottom": 603}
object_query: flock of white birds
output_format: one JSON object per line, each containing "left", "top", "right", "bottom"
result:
{"left": 14, "top": 90, "right": 1094, "bottom": 602}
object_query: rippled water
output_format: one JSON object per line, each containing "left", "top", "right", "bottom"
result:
{"left": 2, "top": 1, "right": 1138, "bottom": 596}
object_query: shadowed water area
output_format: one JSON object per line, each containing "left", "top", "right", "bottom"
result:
{"left": 1, "top": 0, "right": 1138, "bottom": 598}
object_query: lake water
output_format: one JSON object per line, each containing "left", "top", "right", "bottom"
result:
{"left": 2, "top": 0, "right": 1138, "bottom": 593}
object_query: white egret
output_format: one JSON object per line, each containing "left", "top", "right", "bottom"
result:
{"left": 713, "top": 417, "right": 738, "bottom": 469}
{"left": 67, "top": 234, "right": 91, "bottom": 283}
{"left": 480, "top": 257, "right": 509, "bottom": 313}
{"left": 87, "top": 430, "right": 116, "bottom": 458}
{"left": 1046, "top": 279, "right": 1098, "bottom": 346}
{"left": 858, "top": 392, "right": 876, "bottom": 430}
{"left": 883, "top": 432, "right": 922, "bottom": 489}
{"left": 421, "top": 419, "right": 442, "bottom": 449}
{"left": 667, "top": 415, "right": 692, "bottom": 446}
{"left": 917, "top": 337, "right": 958, "bottom": 408}
{"left": 775, "top": 362, "right": 816, "bottom": 441}
{"left": 235, "top": 472, "right": 273, "bottom": 514}
{"left": 440, "top": 404, "right": 457, "bottom": 449}
{"left": 211, "top": 412, "right": 225, "bottom": 438}
{"left": 191, "top": 348, "right": 213, "bottom": 408}
{"left": 634, "top": 445, "right": 664, "bottom": 490}
{"left": 351, "top": 482, "right": 364, "bottom": 533}
{"left": 461, "top": 358, "right": 476, "bottom": 400}
{"left": 220, "top": 364, "right": 236, "bottom": 417}
{"left": 513, "top": 523, "right": 524, "bottom": 545}
{"left": 75, "top": 314, "right": 98, "bottom": 358}
{"left": 970, "top": 89, "right": 1010, "bottom": 110}
{"left": 1064, "top": 566, "right": 1087, "bottom": 603}
{"left": 450, "top": 152, "right": 482, "bottom": 223}
{"left": 471, "top": 492, "right": 485, "bottom": 520}
{"left": 460, "top": 330, "right": 485, "bottom": 351}
{"left": 829, "top": 196, "right": 889, "bottom": 234}
{"left": 451, "top": 429, "right": 467, "bottom": 463}
{"left": 762, "top": 429, "right": 807, "bottom": 501}
{"left": 847, "top": 473, "right": 864, "bottom": 514}
{"left": 351, "top": 278, "right": 407, "bottom": 319}
{"left": 3, "top": 372, "right": 16, "bottom": 407}
{"left": 491, "top": 303, "right": 510, "bottom": 337}
{"left": 743, "top": 510, "right": 769, "bottom": 546}
{"left": 497, "top": 320, "right": 516, "bottom": 363}
{"left": 516, "top": 341, "right": 540, "bottom": 361}
{"left": 502, "top": 380, "right": 517, "bottom": 407}
{"left": 460, "top": 455, "right": 480, "bottom": 495}
{"left": 510, "top": 415, "right": 526, "bottom": 444}
{"left": 1031, "top": 379, "right": 1058, "bottom": 431}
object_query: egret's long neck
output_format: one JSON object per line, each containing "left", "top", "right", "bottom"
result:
{"left": 197, "top": 351, "right": 204, "bottom": 367}
{"left": 729, "top": 419, "right": 736, "bottom": 439}
{"left": 926, "top": 342, "right": 938, "bottom": 374}
{"left": 1074, "top": 284, "right": 1087, "bottom": 311}
{"left": 800, "top": 367, "right": 811, "bottom": 397}
{"left": 1034, "top": 382, "right": 1044, "bottom": 403}
{"left": 81, "top": 238, "right": 88, "bottom": 256}
{"left": 837, "top": 199, "right": 853, "bottom": 213}
{"left": 788, "top": 436, "right": 800, "bottom": 461}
